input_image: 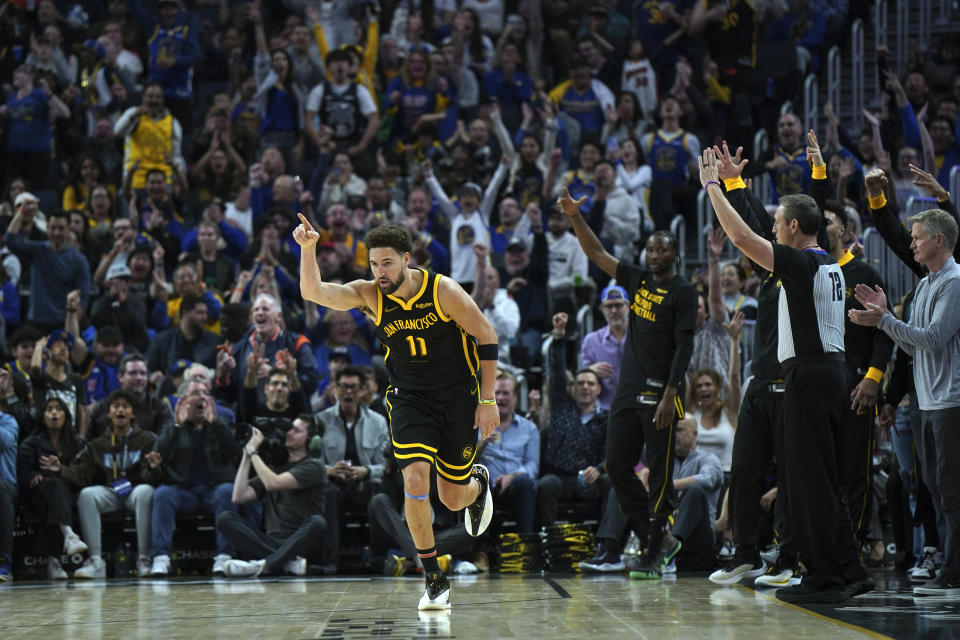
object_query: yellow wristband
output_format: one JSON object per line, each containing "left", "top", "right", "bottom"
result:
{"left": 812, "top": 164, "right": 827, "bottom": 180}
{"left": 864, "top": 367, "right": 884, "bottom": 383}
{"left": 479, "top": 398, "right": 496, "bottom": 406}
{"left": 868, "top": 193, "right": 887, "bottom": 210}
{"left": 723, "top": 176, "right": 746, "bottom": 191}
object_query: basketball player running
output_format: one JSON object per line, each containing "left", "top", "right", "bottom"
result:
{"left": 559, "top": 189, "right": 698, "bottom": 580}
{"left": 294, "top": 218, "right": 500, "bottom": 611}
{"left": 699, "top": 148, "right": 872, "bottom": 603}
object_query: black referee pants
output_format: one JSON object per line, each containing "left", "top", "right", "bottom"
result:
{"left": 839, "top": 383, "right": 877, "bottom": 544}
{"left": 606, "top": 405, "right": 676, "bottom": 524}
{"left": 730, "top": 391, "right": 791, "bottom": 556}
{"left": 782, "top": 358, "right": 865, "bottom": 590}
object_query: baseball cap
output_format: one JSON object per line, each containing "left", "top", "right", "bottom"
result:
{"left": 169, "top": 359, "right": 192, "bottom": 376}
{"left": 329, "top": 346, "right": 352, "bottom": 363}
{"left": 457, "top": 182, "right": 483, "bottom": 198}
{"left": 506, "top": 237, "right": 528, "bottom": 252}
{"left": 601, "top": 284, "right": 629, "bottom": 304}
{"left": 14, "top": 192, "right": 39, "bottom": 208}
{"left": 95, "top": 325, "right": 123, "bottom": 345}
{"left": 106, "top": 262, "right": 132, "bottom": 281}
{"left": 46, "top": 329, "right": 76, "bottom": 353}
{"left": 317, "top": 241, "right": 337, "bottom": 251}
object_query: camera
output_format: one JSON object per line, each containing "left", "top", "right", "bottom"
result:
{"left": 236, "top": 418, "right": 293, "bottom": 468}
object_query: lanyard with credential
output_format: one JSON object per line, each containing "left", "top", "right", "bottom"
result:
{"left": 111, "top": 432, "right": 130, "bottom": 480}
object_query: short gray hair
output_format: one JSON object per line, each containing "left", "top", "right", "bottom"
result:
{"left": 908, "top": 209, "right": 958, "bottom": 251}
{"left": 253, "top": 292, "right": 282, "bottom": 314}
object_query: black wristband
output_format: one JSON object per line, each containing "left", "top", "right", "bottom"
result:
{"left": 477, "top": 343, "right": 498, "bottom": 361}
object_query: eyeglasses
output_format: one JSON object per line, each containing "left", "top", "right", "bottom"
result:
{"left": 337, "top": 383, "right": 361, "bottom": 392}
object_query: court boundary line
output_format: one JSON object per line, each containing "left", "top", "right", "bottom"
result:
{"left": 738, "top": 585, "right": 896, "bottom": 639}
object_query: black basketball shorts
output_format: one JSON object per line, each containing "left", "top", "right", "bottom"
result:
{"left": 384, "top": 379, "right": 479, "bottom": 485}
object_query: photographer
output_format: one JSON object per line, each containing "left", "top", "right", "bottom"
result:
{"left": 42, "top": 389, "right": 160, "bottom": 579}
{"left": 219, "top": 415, "right": 328, "bottom": 577}
{"left": 145, "top": 384, "right": 242, "bottom": 577}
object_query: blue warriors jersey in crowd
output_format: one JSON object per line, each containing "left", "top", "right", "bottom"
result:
{"left": 548, "top": 82, "right": 608, "bottom": 138}
{"left": 772, "top": 146, "right": 812, "bottom": 200}
{"left": 375, "top": 269, "right": 479, "bottom": 391}
{"left": 643, "top": 130, "right": 697, "bottom": 186}
{"left": 147, "top": 21, "right": 200, "bottom": 100}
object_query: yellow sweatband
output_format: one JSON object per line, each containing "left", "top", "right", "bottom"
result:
{"left": 723, "top": 177, "right": 746, "bottom": 191}
{"left": 811, "top": 164, "right": 827, "bottom": 180}
{"left": 864, "top": 367, "right": 884, "bottom": 383}
{"left": 868, "top": 193, "right": 887, "bottom": 209}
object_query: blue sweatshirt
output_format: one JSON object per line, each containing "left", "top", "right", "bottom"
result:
{"left": 4, "top": 235, "right": 90, "bottom": 325}
{"left": 0, "top": 412, "right": 16, "bottom": 486}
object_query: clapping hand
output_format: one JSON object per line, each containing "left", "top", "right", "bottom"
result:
{"left": 145, "top": 451, "right": 163, "bottom": 469}
{"left": 847, "top": 283, "right": 888, "bottom": 327}
{"left": 39, "top": 455, "right": 61, "bottom": 473}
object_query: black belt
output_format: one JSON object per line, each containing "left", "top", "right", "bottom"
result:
{"left": 780, "top": 352, "right": 845, "bottom": 373}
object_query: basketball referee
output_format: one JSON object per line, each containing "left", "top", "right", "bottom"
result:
{"left": 559, "top": 189, "right": 698, "bottom": 580}
{"left": 699, "top": 148, "right": 872, "bottom": 603}
{"left": 295, "top": 217, "right": 500, "bottom": 611}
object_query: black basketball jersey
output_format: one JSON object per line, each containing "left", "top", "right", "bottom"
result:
{"left": 375, "top": 269, "right": 479, "bottom": 391}
{"left": 704, "top": 0, "right": 758, "bottom": 69}
{"left": 320, "top": 81, "right": 363, "bottom": 144}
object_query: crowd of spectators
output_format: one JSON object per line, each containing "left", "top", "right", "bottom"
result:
{"left": 0, "top": 0, "right": 958, "bottom": 584}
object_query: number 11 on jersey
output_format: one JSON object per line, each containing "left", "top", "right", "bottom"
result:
{"left": 405, "top": 335, "right": 427, "bottom": 356}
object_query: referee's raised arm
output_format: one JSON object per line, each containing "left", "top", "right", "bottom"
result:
{"left": 558, "top": 188, "right": 619, "bottom": 279}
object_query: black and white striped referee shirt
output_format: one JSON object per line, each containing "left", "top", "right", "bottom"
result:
{"left": 771, "top": 245, "right": 846, "bottom": 363}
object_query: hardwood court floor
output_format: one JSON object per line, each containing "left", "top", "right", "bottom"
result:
{"left": 0, "top": 571, "right": 956, "bottom": 639}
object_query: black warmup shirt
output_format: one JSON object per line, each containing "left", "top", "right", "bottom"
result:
{"left": 772, "top": 245, "right": 845, "bottom": 364}
{"left": 837, "top": 251, "right": 895, "bottom": 378}
{"left": 746, "top": 269, "right": 785, "bottom": 390}
{"left": 375, "top": 268, "right": 479, "bottom": 391}
{"left": 613, "top": 262, "right": 698, "bottom": 408}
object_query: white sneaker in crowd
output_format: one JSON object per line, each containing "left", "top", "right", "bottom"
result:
{"left": 47, "top": 556, "right": 68, "bottom": 580}
{"left": 74, "top": 555, "right": 106, "bottom": 579}
{"left": 211, "top": 554, "right": 232, "bottom": 576}
{"left": 225, "top": 559, "right": 266, "bottom": 577}
{"left": 282, "top": 556, "right": 307, "bottom": 576}
{"left": 63, "top": 532, "right": 88, "bottom": 556}
{"left": 149, "top": 554, "right": 171, "bottom": 577}
{"left": 137, "top": 555, "right": 153, "bottom": 577}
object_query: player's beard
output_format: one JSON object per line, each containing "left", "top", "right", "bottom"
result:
{"left": 378, "top": 269, "right": 405, "bottom": 295}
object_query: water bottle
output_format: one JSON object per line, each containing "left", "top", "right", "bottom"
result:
{"left": 577, "top": 470, "right": 586, "bottom": 490}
